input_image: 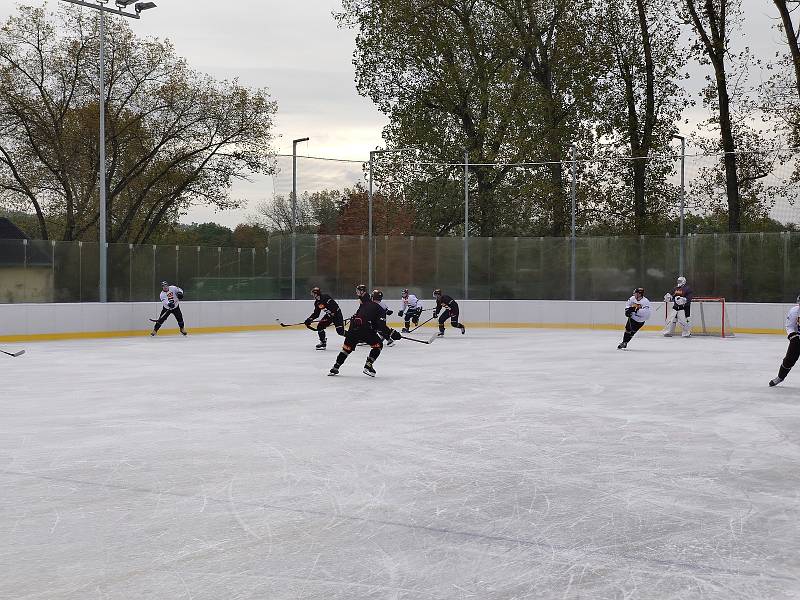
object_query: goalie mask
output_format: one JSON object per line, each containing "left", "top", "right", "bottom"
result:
{"left": 677, "top": 276, "right": 687, "bottom": 287}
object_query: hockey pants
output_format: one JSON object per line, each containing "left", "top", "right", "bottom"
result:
{"left": 622, "top": 318, "right": 645, "bottom": 344}
{"left": 153, "top": 306, "right": 184, "bottom": 332}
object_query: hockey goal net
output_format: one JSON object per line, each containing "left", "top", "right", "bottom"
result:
{"left": 664, "top": 296, "right": 735, "bottom": 337}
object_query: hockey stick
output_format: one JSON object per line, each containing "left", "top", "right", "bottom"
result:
{"left": 0, "top": 349, "right": 25, "bottom": 357}
{"left": 409, "top": 316, "right": 436, "bottom": 333}
{"left": 399, "top": 334, "right": 436, "bottom": 345}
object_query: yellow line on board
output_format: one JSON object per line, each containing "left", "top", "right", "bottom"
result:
{"left": 0, "top": 321, "right": 785, "bottom": 343}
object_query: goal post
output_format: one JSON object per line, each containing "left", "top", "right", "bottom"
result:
{"left": 664, "top": 296, "right": 735, "bottom": 337}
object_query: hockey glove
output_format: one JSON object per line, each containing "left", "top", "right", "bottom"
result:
{"left": 433, "top": 312, "right": 439, "bottom": 319}
{"left": 390, "top": 329, "right": 402, "bottom": 340}
{"left": 624, "top": 307, "right": 634, "bottom": 318}
{"left": 398, "top": 310, "right": 404, "bottom": 317}
{"left": 663, "top": 293, "right": 672, "bottom": 302}
{"left": 176, "top": 291, "right": 184, "bottom": 300}
{"left": 304, "top": 318, "right": 312, "bottom": 326}
{"left": 386, "top": 309, "right": 393, "bottom": 316}
{"left": 168, "top": 301, "right": 175, "bottom": 309}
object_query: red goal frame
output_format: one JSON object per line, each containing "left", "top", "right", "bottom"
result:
{"left": 664, "top": 296, "right": 733, "bottom": 338}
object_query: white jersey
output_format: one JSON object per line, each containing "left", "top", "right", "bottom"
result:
{"left": 160, "top": 286, "right": 183, "bottom": 309}
{"left": 626, "top": 295, "right": 651, "bottom": 323}
{"left": 402, "top": 294, "right": 422, "bottom": 311}
{"left": 786, "top": 305, "right": 800, "bottom": 335}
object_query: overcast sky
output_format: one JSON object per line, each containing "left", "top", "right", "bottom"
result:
{"left": 0, "top": 0, "right": 792, "bottom": 227}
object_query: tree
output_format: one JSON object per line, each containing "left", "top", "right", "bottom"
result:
{"left": 772, "top": 1, "right": 800, "bottom": 129}
{"left": 0, "top": 5, "right": 276, "bottom": 243}
{"left": 683, "top": 0, "right": 742, "bottom": 232}
{"left": 337, "top": 0, "right": 600, "bottom": 237}
{"left": 596, "top": 0, "right": 689, "bottom": 233}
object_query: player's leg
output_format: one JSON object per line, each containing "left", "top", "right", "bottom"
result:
{"left": 329, "top": 333, "right": 357, "bottom": 375}
{"left": 403, "top": 310, "right": 411, "bottom": 332}
{"left": 412, "top": 307, "right": 421, "bottom": 327}
{"left": 172, "top": 307, "right": 187, "bottom": 335}
{"left": 618, "top": 318, "right": 643, "bottom": 349}
{"left": 333, "top": 311, "right": 346, "bottom": 336}
{"left": 437, "top": 309, "right": 450, "bottom": 336}
{"left": 662, "top": 309, "right": 678, "bottom": 336}
{"left": 450, "top": 311, "right": 466, "bottom": 334}
{"left": 363, "top": 333, "right": 383, "bottom": 377}
{"left": 151, "top": 308, "right": 169, "bottom": 335}
{"left": 770, "top": 335, "right": 800, "bottom": 386}
{"left": 316, "top": 315, "right": 333, "bottom": 350}
{"left": 680, "top": 305, "right": 692, "bottom": 337}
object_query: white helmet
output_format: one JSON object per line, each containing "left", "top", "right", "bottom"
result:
{"left": 677, "top": 276, "right": 686, "bottom": 287}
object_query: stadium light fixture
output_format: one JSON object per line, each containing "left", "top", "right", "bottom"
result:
{"left": 367, "top": 147, "right": 416, "bottom": 292}
{"left": 59, "top": 0, "right": 157, "bottom": 302}
{"left": 135, "top": 2, "right": 157, "bottom": 13}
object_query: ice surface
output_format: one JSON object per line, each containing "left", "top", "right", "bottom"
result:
{"left": 1, "top": 327, "right": 799, "bottom": 599}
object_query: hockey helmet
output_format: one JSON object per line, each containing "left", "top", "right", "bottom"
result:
{"left": 310, "top": 286, "right": 321, "bottom": 298}
{"left": 433, "top": 288, "right": 442, "bottom": 297}
{"left": 356, "top": 284, "right": 368, "bottom": 296}
{"left": 160, "top": 280, "right": 169, "bottom": 289}
{"left": 401, "top": 288, "right": 409, "bottom": 299}
{"left": 677, "top": 276, "right": 686, "bottom": 287}
{"left": 372, "top": 289, "right": 383, "bottom": 302}
{"left": 634, "top": 287, "right": 645, "bottom": 298}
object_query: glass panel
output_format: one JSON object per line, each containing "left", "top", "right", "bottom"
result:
{"left": 0, "top": 239, "right": 26, "bottom": 303}
{"left": 107, "top": 243, "right": 131, "bottom": 302}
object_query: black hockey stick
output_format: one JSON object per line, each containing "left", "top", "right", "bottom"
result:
{"left": 400, "top": 334, "right": 436, "bottom": 345}
{"left": 409, "top": 316, "right": 436, "bottom": 333}
{"left": 1, "top": 349, "right": 25, "bottom": 357}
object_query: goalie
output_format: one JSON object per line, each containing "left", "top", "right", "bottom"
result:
{"left": 618, "top": 287, "right": 651, "bottom": 349}
{"left": 662, "top": 276, "right": 693, "bottom": 337}
{"left": 769, "top": 295, "right": 800, "bottom": 387}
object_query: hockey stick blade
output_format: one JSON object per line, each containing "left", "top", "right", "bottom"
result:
{"left": 399, "top": 334, "right": 433, "bottom": 345}
{"left": 1, "top": 349, "right": 25, "bottom": 357}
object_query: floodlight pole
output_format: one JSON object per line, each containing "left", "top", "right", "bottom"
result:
{"left": 291, "top": 137, "right": 309, "bottom": 300}
{"left": 673, "top": 135, "right": 686, "bottom": 277}
{"left": 464, "top": 148, "right": 469, "bottom": 299}
{"left": 570, "top": 144, "right": 577, "bottom": 301}
{"left": 368, "top": 147, "right": 414, "bottom": 292}
{"left": 59, "top": 0, "right": 151, "bottom": 302}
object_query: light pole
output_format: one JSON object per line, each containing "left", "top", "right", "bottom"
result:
{"left": 672, "top": 135, "right": 686, "bottom": 277}
{"left": 59, "top": 0, "right": 157, "bottom": 302}
{"left": 291, "top": 137, "right": 309, "bottom": 300}
{"left": 367, "top": 147, "right": 415, "bottom": 292}
{"left": 464, "top": 149, "right": 469, "bottom": 299}
{"left": 570, "top": 143, "right": 577, "bottom": 301}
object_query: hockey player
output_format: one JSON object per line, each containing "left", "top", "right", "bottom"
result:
{"left": 618, "top": 287, "right": 652, "bottom": 349}
{"left": 398, "top": 289, "right": 423, "bottom": 332}
{"left": 305, "top": 287, "right": 345, "bottom": 351}
{"left": 328, "top": 284, "right": 401, "bottom": 377}
{"left": 769, "top": 295, "right": 800, "bottom": 386}
{"left": 663, "top": 276, "right": 693, "bottom": 337}
{"left": 432, "top": 289, "right": 466, "bottom": 336}
{"left": 151, "top": 281, "right": 187, "bottom": 336}
{"left": 371, "top": 289, "right": 395, "bottom": 346}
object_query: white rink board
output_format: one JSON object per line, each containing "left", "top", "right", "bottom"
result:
{"left": 1, "top": 328, "right": 799, "bottom": 599}
{"left": 0, "top": 299, "right": 793, "bottom": 340}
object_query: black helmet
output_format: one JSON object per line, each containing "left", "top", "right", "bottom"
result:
{"left": 401, "top": 288, "right": 409, "bottom": 298}
{"left": 356, "top": 284, "right": 368, "bottom": 296}
{"left": 433, "top": 288, "right": 442, "bottom": 297}
{"left": 372, "top": 289, "right": 383, "bottom": 301}
{"left": 634, "top": 287, "right": 645, "bottom": 296}
{"left": 310, "top": 286, "right": 321, "bottom": 297}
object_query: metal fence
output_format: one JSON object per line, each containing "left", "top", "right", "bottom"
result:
{"left": 0, "top": 232, "right": 798, "bottom": 304}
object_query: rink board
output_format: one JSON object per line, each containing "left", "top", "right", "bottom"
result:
{"left": 0, "top": 299, "right": 791, "bottom": 342}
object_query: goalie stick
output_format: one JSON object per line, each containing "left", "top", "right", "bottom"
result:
{"left": 0, "top": 349, "right": 25, "bottom": 357}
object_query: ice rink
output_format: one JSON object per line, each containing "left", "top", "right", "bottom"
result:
{"left": 2, "top": 327, "right": 799, "bottom": 599}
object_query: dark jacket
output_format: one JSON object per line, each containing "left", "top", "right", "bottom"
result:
{"left": 310, "top": 294, "right": 341, "bottom": 319}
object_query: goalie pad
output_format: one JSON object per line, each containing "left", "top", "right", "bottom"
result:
{"left": 662, "top": 310, "right": 679, "bottom": 336}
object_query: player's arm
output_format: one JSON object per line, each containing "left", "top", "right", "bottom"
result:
{"left": 624, "top": 298, "right": 635, "bottom": 317}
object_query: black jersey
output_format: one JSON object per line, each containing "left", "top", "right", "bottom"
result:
{"left": 435, "top": 294, "right": 458, "bottom": 313}
{"left": 671, "top": 285, "right": 692, "bottom": 308}
{"left": 310, "top": 294, "right": 340, "bottom": 319}
{"left": 348, "top": 299, "right": 390, "bottom": 335}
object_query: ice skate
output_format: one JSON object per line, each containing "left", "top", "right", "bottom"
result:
{"left": 617, "top": 342, "right": 627, "bottom": 349}
{"left": 363, "top": 363, "right": 376, "bottom": 377}
{"left": 150, "top": 330, "right": 157, "bottom": 337}
{"left": 328, "top": 365, "right": 339, "bottom": 376}
{"left": 386, "top": 338, "right": 394, "bottom": 347}
{"left": 316, "top": 342, "right": 327, "bottom": 351}
{"left": 460, "top": 324, "right": 466, "bottom": 334}
{"left": 437, "top": 331, "right": 445, "bottom": 337}
{"left": 769, "top": 377, "right": 783, "bottom": 387}
{"left": 180, "top": 328, "right": 187, "bottom": 336}
{"left": 681, "top": 329, "right": 691, "bottom": 338}
{"left": 401, "top": 327, "right": 409, "bottom": 333}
